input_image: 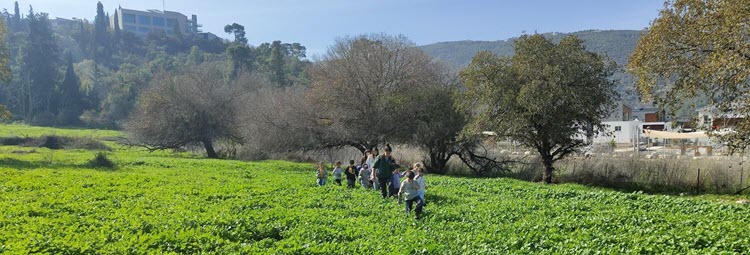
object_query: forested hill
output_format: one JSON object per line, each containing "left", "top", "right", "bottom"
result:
{"left": 419, "top": 30, "right": 642, "bottom": 67}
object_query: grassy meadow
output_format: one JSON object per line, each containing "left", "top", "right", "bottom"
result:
{"left": 0, "top": 125, "right": 749, "bottom": 254}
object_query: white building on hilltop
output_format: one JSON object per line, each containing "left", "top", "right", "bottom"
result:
{"left": 110, "top": 7, "right": 202, "bottom": 36}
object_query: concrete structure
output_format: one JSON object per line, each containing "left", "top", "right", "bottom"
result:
{"left": 197, "top": 32, "right": 220, "bottom": 41}
{"left": 592, "top": 120, "right": 643, "bottom": 144}
{"left": 111, "top": 7, "right": 202, "bottom": 36}
{"left": 51, "top": 17, "right": 82, "bottom": 31}
{"left": 604, "top": 102, "right": 633, "bottom": 121}
{"left": 697, "top": 105, "right": 746, "bottom": 132}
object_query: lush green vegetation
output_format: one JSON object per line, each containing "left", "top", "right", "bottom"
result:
{"left": 0, "top": 123, "right": 120, "bottom": 139}
{"left": 1, "top": 125, "right": 749, "bottom": 254}
{"left": 0, "top": 1, "right": 310, "bottom": 128}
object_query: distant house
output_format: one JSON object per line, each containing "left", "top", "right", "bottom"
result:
{"left": 197, "top": 32, "right": 220, "bottom": 41}
{"left": 697, "top": 105, "right": 746, "bottom": 132}
{"left": 51, "top": 17, "right": 83, "bottom": 31}
{"left": 591, "top": 103, "right": 673, "bottom": 145}
{"left": 604, "top": 102, "right": 633, "bottom": 121}
{"left": 111, "top": 7, "right": 202, "bottom": 36}
{"left": 591, "top": 119, "right": 642, "bottom": 144}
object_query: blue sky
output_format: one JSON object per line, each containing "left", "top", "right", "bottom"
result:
{"left": 6, "top": 0, "right": 664, "bottom": 57}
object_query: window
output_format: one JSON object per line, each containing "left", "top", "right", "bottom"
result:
{"left": 138, "top": 15, "right": 151, "bottom": 25}
{"left": 123, "top": 13, "right": 136, "bottom": 23}
{"left": 123, "top": 25, "right": 137, "bottom": 32}
{"left": 138, "top": 27, "right": 150, "bottom": 33}
{"left": 152, "top": 17, "right": 165, "bottom": 26}
{"left": 614, "top": 126, "right": 622, "bottom": 132}
{"left": 166, "top": 18, "right": 176, "bottom": 27}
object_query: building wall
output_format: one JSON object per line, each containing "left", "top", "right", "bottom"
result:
{"left": 112, "top": 8, "right": 192, "bottom": 36}
{"left": 592, "top": 120, "right": 642, "bottom": 144}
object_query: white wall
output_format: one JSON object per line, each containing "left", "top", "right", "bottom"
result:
{"left": 592, "top": 120, "right": 642, "bottom": 144}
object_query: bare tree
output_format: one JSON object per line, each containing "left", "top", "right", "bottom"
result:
{"left": 303, "top": 33, "right": 444, "bottom": 153}
{"left": 125, "top": 64, "right": 260, "bottom": 158}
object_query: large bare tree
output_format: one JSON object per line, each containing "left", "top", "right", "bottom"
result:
{"left": 304, "top": 33, "right": 443, "bottom": 153}
{"left": 125, "top": 64, "right": 260, "bottom": 158}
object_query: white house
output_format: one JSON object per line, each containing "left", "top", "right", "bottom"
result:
{"left": 592, "top": 120, "right": 642, "bottom": 144}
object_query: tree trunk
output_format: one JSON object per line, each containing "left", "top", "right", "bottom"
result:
{"left": 429, "top": 151, "right": 450, "bottom": 175}
{"left": 203, "top": 139, "right": 218, "bottom": 159}
{"left": 542, "top": 156, "right": 554, "bottom": 184}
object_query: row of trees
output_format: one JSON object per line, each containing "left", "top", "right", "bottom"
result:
{"left": 125, "top": 33, "right": 618, "bottom": 182}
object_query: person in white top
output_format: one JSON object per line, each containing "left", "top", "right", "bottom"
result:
{"left": 414, "top": 162, "right": 427, "bottom": 205}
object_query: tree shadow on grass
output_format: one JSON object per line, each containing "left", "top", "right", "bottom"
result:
{"left": 0, "top": 157, "right": 104, "bottom": 171}
{"left": 424, "top": 193, "right": 456, "bottom": 207}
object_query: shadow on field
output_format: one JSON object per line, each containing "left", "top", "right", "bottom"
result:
{"left": 0, "top": 158, "right": 91, "bottom": 170}
{"left": 425, "top": 193, "right": 455, "bottom": 206}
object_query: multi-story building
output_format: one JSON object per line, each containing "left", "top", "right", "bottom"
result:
{"left": 110, "top": 6, "right": 202, "bottom": 36}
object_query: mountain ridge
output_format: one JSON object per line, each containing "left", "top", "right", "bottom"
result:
{"left": 419, "top": 29, "right": 645, "bottom": 106}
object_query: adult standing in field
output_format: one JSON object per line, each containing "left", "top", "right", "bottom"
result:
{"left": 345, "top": 160, "right": 357, "bottom": 188}
{"left": 316, "top": 162, "right": 328, "bottom": 186}
{"left": 370, "top": 148, "right": 379, "bottom": 191}
{"left": 373, "top": 144, "right": 398, "bottom": 198}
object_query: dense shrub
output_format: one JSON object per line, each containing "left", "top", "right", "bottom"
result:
{"left": 88, "top": 152, "right": 115, "bottom": 168}
{"left": 0, "top": 136, "right": 111, "bottom": 151}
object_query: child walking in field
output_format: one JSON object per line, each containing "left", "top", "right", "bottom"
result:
{"left": 332, "top": 161, "right": 344, "bottom": 186}
{"left": 399, "top": 170, "right": 423, "bottom": 219}
{"left": 316, "top": 162, "right": 328, "bottom": 186}
{"left": 345, "top": 160, "right": 357, "bottom": 188}
{"left": 359, "top": 164, "right": 371, "bottom": 189}
{"left": 414, "top": 163, "right": 428, "bottom": 205}
{"left": 390, "top": 168, "right": 404, "bottom": 197}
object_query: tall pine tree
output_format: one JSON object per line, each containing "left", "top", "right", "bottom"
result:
{"left": 92, "top": 2, "right": 110, "bottom": 64}
{"left": 270, "top": 41, "right": 287, "bottom": 87}
{"left": 57, "top": 55, "right": 85, "bottom": 125}
{"left": 12, "top": 1, "right": 20, "bottom": 31}
{"left": 112, "top": 10, "right": 121, "bottom": 48}
{"left": 21, "top": 7, "right": 59, "bottom": 119}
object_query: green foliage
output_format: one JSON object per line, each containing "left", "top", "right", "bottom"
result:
{"left": 0, "top": 125, "right": 749, "bottom": 254}
{"left": 21, "top": 9, "right": 59, "bottom": 119}
{"left": 0, "top": 3, "right": 307, "bottom": 128}
{"left": 223, "top": 23, "right": 248, "bottom": 45}
{"left": 92, "top": 1, "right": 111, "bottom": 64}
{"left": 88, "top": 151, "right": 115, "bottom": 168}
{"left": 420, "top": 30, "right": 646, "bottom": 107}
{"left": 628, "top": 0, "right": 750, "bottom": 152}
{"left": 57, "top": 56, "right": 85, "bottom": 125}
{"left": 458, "top": 35, "right": 618, "bottom": 183}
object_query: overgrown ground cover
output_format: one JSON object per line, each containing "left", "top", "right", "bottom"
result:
{"left": 1, "top": 126, "right": 749, "bottom": 254}
{"left": 0, "top": 123, "right": 121, "bottom": 139}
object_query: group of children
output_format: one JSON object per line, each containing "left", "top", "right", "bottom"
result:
{"left": 315, "top": 144, "right": 427, "bottom": 219}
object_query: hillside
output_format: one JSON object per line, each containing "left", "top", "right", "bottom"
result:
{"left": 420, "top": 30, "right": 644, "bottom": 106}
{"left": 419, "top": 29, "right": 642, "bottom": 67}
{"left": 1, "top": 125, "right": 749, "bottom": 253}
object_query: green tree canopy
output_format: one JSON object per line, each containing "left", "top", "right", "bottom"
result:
{"left": 628, "top": 0, "right": 750, "bottom": 151}
{"left": 459, "top": 34, "right": 617, "bottom": 183}
{"left": 224, "top": 23, "right": 247, "bottom": 45}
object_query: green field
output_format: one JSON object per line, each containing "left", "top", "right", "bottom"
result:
{"left": 1, "top": 125, "right": 749, "bottom": 254}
